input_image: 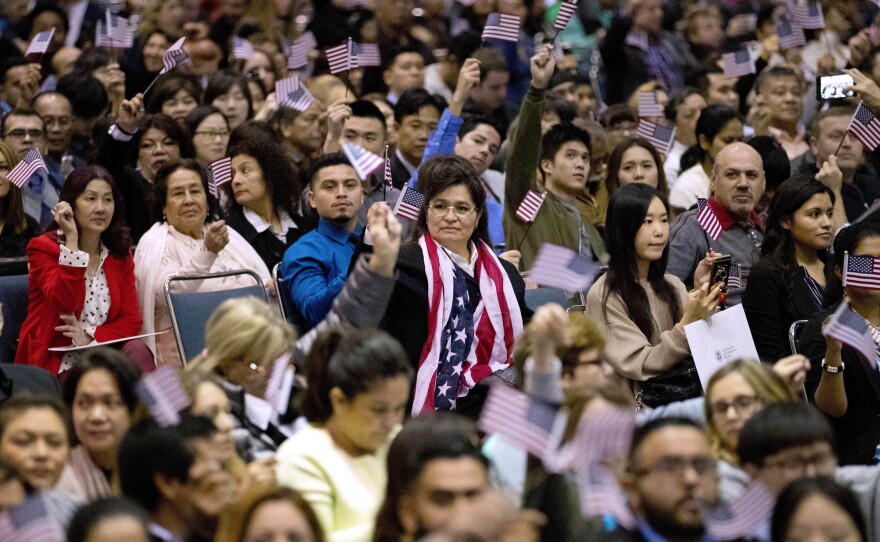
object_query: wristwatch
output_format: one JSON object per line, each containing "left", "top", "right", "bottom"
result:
{"left": 821, "top": 359, "right": 845, "bottom": 374}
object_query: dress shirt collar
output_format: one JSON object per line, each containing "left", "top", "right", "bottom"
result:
{"left": 708, "top": 197, "right": 760, "bottom": 231}
{"left": 317, "top": 218, "right": 363, "bottom": 245}
{"left": 395, "top": 148, "right": 418, "bottom": 175}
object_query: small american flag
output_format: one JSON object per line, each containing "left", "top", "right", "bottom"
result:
{"left": 530, "top": 243, "right": 599, "bottom": 291}
{"left": 287, "top": 32, "right": 317, "bottom": 70}
{"left": 206, "top": 156, "right": 233, "bottom": 199}
{"left": 7, "top": 149, "right": 47, "bottom": 188}
{"left": 515, "top": 189, "right": 545, "bottom": 222}
{"left": 722, "top": 50, "right": 755, "bottom": 78}
{"left": 0, "top": 496, "right": 64, "bottom": 541}
{"left": 25, "top": 28, "right": 55, "bottom": 60}
{"left": 326, "top": 39, "right": 357, "bottom": 74}
{"left": 135, "top": 366, "right": 191, "bottom": 427}
{"left": 578, "top": 464, "right": 637, "bottom": 529}
{"left": 161, "top": 37, "right": 189, "bottom": 74}
{"left": 637, "top": 92, "right": 663, "bottom": 118}
{"left": 264, "top": 352, "right": 293, "bottom": 413}
{"left": 848, "top": 103, "right": 880, "bottom": 151}
{"left": 636, "top": 119, "right": 676, "bottom": 155}
{"left": 697, "top": 197, "right": 723, "bottom": 241}
{"left": 232, "top": 37, "right": 254, "bottom": 60}
{"left": 776, "top": 16, "right": 806, "bottom": 50}
{"left": 843, "top": 253, "right": 880, "bottom": 290}
{"left": 823, "top": 301, "right": 877, "bottom": 369}
{"left": 96, "top": 10, "right": 134, "bottom": 48}
{"left": 393, "top": 185, "right": 425, "bottom": 221}
{"left": 727, "top": 263, "right": 742, "bottom": 288}
{"left": 705, "top": 481, "right": 775, "bottom": 540}
{"left": 482, "top": 13, "right": 521, "bottom": 42}
{"left": 478, "top": 384, "right": 561, "bottom": 459}
{"left": 787, "top": 0, "right": 824, "bottom": 29}
{"left": 554, "top": 0, "right": 578, "bottom": 32}
{"left": 275, "top": 75, "right": 314, "bottom": 112}
{"left": 342, "top": 141, "right": 383, "bottom": 181}
{"left": 354, "top": 42, "right": 381, "bottom": 67}
{"left": 383, "top": 145, "right": 392, "bottom": 187}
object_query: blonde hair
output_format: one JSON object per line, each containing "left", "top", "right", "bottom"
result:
{"left": 186, "top": 297, "right": 296, "bottom": 376}
{"left": 704, "top": 359, "right": 795, "bottom": 464}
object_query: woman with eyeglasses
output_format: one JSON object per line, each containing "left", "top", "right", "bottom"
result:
{"left": 376, "top": 155, "right": 529, "bottom": 417}
{"left": 185, "top": 106, "right": 231, "bottom": 169}
{"left": 0, "top": 141, "right": 39, "bottom": 276}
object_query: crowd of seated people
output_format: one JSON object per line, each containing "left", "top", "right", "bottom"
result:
{"left": 5, "top": 0, "right": 880, "bottom": 539}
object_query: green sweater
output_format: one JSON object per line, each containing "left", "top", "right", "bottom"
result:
{"left": 502, "top": 85, "right": 605, "bottom": 271}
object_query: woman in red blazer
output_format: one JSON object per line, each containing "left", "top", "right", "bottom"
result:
{"left": 15, "top": 165, "right": 148, "bottom": 374}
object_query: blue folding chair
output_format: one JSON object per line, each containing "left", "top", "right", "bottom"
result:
{"left": 164, "top": 270, "right": 267, "bottom": 364}
{"left": 0, "top": 271, "right": 28, "bottom": 363}
{"left": 272, "top": 263, "right": 295, "bottom": 323}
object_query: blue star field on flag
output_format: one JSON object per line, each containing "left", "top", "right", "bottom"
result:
{"left": 434, "top": 264, "right": 474, "bottom": 410}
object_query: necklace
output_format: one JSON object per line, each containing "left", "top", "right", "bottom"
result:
{"left": 852, "top": 306, "right": 880, "bottom": 346}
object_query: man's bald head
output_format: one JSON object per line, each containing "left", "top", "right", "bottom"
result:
{"left": 51, "top": 47, "right": 81, "bottom": 79}
{"left": 710, "top": 142, "right": 765, "bottom": 221}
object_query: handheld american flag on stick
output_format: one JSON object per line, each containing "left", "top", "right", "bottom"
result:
{"left": 160, "top": 37, "right": 189, "bottom": 74}
{"left": 96, "top": 10, "right": 134, "bottom": 48}
{"left": 822, "top": 301, "right": 877, "bottom": 369}
{"left": 637, "top": 92, "right": 663, "bottom": 118}
{"left": 843, "top": 252, "right": 880, "bottom": 290}
{"left": 847, "top": 103, "right": 880, "bottom": 151}
{"left": 529, "top": 243, "right": 599, "bottom": 293}
{"left": 696, "top": 197, "right": 723, "bottom": 241}
{"left": 383, "top": 145, "right": 393, "bottom": 188}
{"left": 232, "top": 37, "right": 255, "bottom": 60}
{"left": 482, "top": 13, "right": 521, "bottom": 42}
{"left": 515, "top": 189, "right": 545, "bottom": 222}
{"left": 206, "top": 156, "right": 233, "bottom": 199}
{"left": 25, "top": 28, "right": 55, "bottom": 61}
{"left": 286, "top": 32, "right": 317, "bottom": 70}
{"left": 722, "top": 50, "right": 755, "bottom": 78}
{"left": 276, "top": 75, "right": 314, "bottom": 112}
{"left": 787, "top": 0, "right": 825, "bottom": 29}
{"left": 264, "top": 352, "right": 294, "bottom": 413}
{"left": 354, "top": 42, "right": 381, "bottom": 67}
{"left": 326, "top": 38, "right": 357, "bottom": 74}
{"left": 727, "top": 263, "right": 742, "bottom": 288}
{"left": 0, "top": 495, "right": 64, "bottom": 541}
{"left": 394, "top": 185, "right": 425, "bottom": 221}
{"left": 135, "top": 366, "right": 191, "bottom": 427}
{"left": 636, "top": 119, "right": 676, "bottom": 155}
{"left": 704, "top": 481, "right": 775, "bottom": 540}
{"left": 554, "top": 1, "right": 578, "bottom": 32}
{"left": 776, "top": 16, "right": 806, "bottom": 49}
{"left": 478, "top": 384, "right": 563, "bottom": 459}
{"left": 7, "top": 149, "right": 48, "bottom": 189}
{"left": 342, "top": 141, "right": 384, "bottom": 181}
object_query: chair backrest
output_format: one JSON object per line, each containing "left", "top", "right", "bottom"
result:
{"left": 789, "top": 319, "right": 809, "bottom": 355}
{"left": 164, "top": 270, "right": 267, "bottom": 364}
{"left": 272, "top": 263, "right": 295, "bottom": 323}
{"left": 524, "top": 287, "right": 572, "bottom": 312}
{"left": 0, "top": 274, "right": 28, "bottom": 363}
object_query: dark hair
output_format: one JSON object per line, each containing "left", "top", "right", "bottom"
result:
{"left": 305, "top": 152, "right": 354, "bottom": 188}
{"left": 771, "top": 477, "right": 867, "bottom": 542}
{"left": 151, "top": 159, "right": 221, "bottom": 219}
{"left": 602, "top": 184, "right": 682, "bottom": 339}
{"left": 472, "top": 47, "right": 507, "bottom": 81}
{"left": 544, "top": 95, "right": 577, "bottom": 124}
{"left": 0, "top": 108, "right": 45, "bottom": 138}
{"left": 663, "top": 86, "right": 703, "bottom": 122}
{"left": 204, "top": 71, "right": 254, "bottom": 121}
{"left": 118, "top": 418, "right": 197, "bottom": 512}
{"left": 73, "top": 49, "right": 114, "bottom": 74}
{"left": 57, "top": 73, "right": 108, "bottom": 118}
{"left": 184, "top": 105, "right": 229, "bottom": 138}
{"left": 62, "top": 347, "right": 142, "bottom": 416}
{"left": 756, "top": 65, "right": 801, "bottom": 95}
{"left": 458, "top": 115, "right": 503, "bottom": 143}
{"left": 825, "top": 221, "right": 880, "bottom": 304}
{"left": 373, "top": 414, "right": 488, "bottom": 542}
{"left": 412, "top": 155, "right": 491, "bottom": 246}
{"left": 539, "top": 122, "right": 592, "bottom": 181}
{"left": 0, "top": 141, "right": 28, "bottom": 234}
{"left": 300, "top": 327, "right": 412, "bottom": 423}
{"left": 16, "top": 4, "right": 68, "bottom": 40}
{"left": 145, "top": 73, "right": 204, "bottom": 115}
{"left": 216, "top": 486, "right": 328, "bottom": 542}
{"left": 393, "top": 88, "right": 445, "bottom": 124}
{"left": 679, "top": 104, "right": 742, "bottom": 172}
{"left": 0, "top": 394, "right": 69, "bottom": 442}
{"left": 747, "top": 136, "right": 790, "bottom": 191}
{"left": 133, "top": 114, "right": 195, "bottom": 161}
{"left": 0, "top": 57, "right": 27, "bottom": 83}
{"left": 737, "top": 402, "right": 834, "bottom": 467}
{"left": 49, "top": 165, "right": 132, "bottom": 257}
{"left": 629, "top": 417, "right": 704, "bottom": 467}
{"left": 67, "top": 497, "right": 150, "bottom": 542}
{"left": 761, "top": 176, "right": 834, "bottom": 282}
{"left": 808, "top": 105, "right": 858, "bottom": 142}
{"left": 605, "top": 137, "right": 669, "bottom": 197}
{"left": 349, "top": 100, "right": 387, "bottom": 134}
{"left": 227, "top": 121, "right": 300, "bottom": 217}
{"left": 448, "top": 30, "right": 482, "bottom": 64}
{"left": 600, "top": 103, "right": 638, "bottom": 130}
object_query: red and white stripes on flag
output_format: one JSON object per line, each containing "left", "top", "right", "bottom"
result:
{"left": 478, "top": 383, "right": 561, "bottom": 459}
{"left": 264, "top": 352, "right": 294, "bottom": 413}
{"left": 848, "top": 103, "right": 880, "bottom": 151}
{"left": 286, "top": 32, "right": 317, "bottom": 70}
{"left": 705, "top": 481, "right": 775, "bottom": 540}
{"left": 7, "top": 149, "right": 47, "bottom": 188}
{"left": 786, "top": 0, "right": 825, "bottom": 29}
{"left": 161, "top": 37, "right": 189, "bottom": 74}
{"left": 722, "top": 50, "right": 755, "bottom": 78}
{"left": 0, "top": 495, "right": 64, "bottom": 542}
{"left": 393, "top": 185, "right": 425, "bottom": 221}
{"left": 342, "top": 141, "right": 384, "bottom": 181}
{"left": 554, "top": 0, "right": 578, "bottom": 32}
{"left": 326, "top": 39, "right": 356, "bottom": 74}
{"left": 727, "top": 263, "right": 742, "bottom": 288}
{"left": 823, "top": 301, "right": 877, "bottom": 369}
{"left": 96, "top": 10, "right": 134, "bottom": 48}
{"left": 275, "top": 75, "right": 314, "bottom": 112}
{"left": 843, "top": 252, "right": 880, "bottom": 290}
{"left": 529, "top": 243, "right": 598, "bottom": 292}
{"left": 383, "top": 145, "right": 393, "bottom": 188}
{"left": 25, "top": 28, "right": 55, "bottom": 60}
{"left": 354, "top": 42, "right": 381, "bottom": 67}
{"left": 636, "top": 119, "right": 676, "bottom": 156}
{"left": 637, "top": 91, "right": 663, "bottom": 118}
{"left": 515, "top": 189, "right": 545, "bottom": 222}
{"left": 232, "top": 36, "right": 255, "bottom": 60}
{"left": 776, "top": 16, "right": 806, "bottom": 50}
{"left": 697, "top": 197, "right": 723, "bottom": 241}
{"left": 135, "top": 366, "right": 191, "bottom": 427}
{"left": 482, "top": 13, "right": 521, "bottom": 42}
{"left": 206, "top": 156, "right": 233, "bottom": 199}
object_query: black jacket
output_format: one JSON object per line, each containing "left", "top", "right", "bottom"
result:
{"left": 224, "top": 205, "right": 315, "bottom": 271}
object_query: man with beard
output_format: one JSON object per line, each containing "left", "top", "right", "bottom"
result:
{"left": 280, "top": 153, "right": 366, "bottom": 331}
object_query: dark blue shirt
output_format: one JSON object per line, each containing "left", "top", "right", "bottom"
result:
{"left": 280, "top": 218, "right": 363, "bottom": 330}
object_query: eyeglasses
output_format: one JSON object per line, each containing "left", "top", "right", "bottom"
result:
{"left": 428, "top": 203, "right": 476, "bottom": 217}
{"left": 764, "top": 450, "right": 836, "bottom": 474}
{"left": 5, "top": 129, "right": 45, "bottom": 140}
{"left": 710, "top": 394, "right": 760, "bottom": 416}
{"left": 248, "top": 362, "right": 265, "bottom": 373}
{"left": 195, "top": 130, "right": 230, "bottom": 140}
{"left": 632, "top": 455, "right": 717, "bottom": 477}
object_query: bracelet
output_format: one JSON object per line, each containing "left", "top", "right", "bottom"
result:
{"left": 821, "top": 358, "right": 844, "bottom": 374}
{"left": 114, "top": 122, "right": 136, "bottom": 136}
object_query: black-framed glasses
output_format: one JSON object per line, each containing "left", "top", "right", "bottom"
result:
{"left": 5, "top": 129, "right": 44, "bottom": 140}
{"left": 709, "top": 395, "right": 760, "bottom": 416}
{"left": 631, "top": 455, "right": 717, "bottom": 477}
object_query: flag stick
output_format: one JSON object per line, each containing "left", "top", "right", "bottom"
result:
{"left": 383, "top": 144, "right": 389, "bottom": 202}
{"left": 142, "top": 73, "right": 161, "bottom": 97}
{"left": 832, "top": 130, "right": 848, "bottom": 156}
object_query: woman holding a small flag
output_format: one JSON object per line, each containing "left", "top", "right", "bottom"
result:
{"left": 0, "top": 141, "right": 39, "bottom": 276}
